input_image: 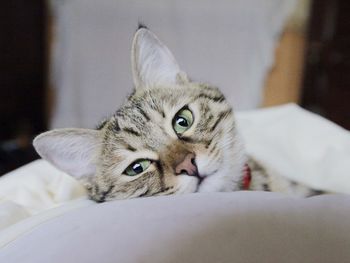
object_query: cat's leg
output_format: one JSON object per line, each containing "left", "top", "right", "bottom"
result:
{"left": 247, "top": 157, "right": 325, "bottom": 197}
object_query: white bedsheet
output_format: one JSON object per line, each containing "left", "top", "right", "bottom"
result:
{"left": 0, "top": 104, "right": 349, "bottom": 247}
{"left": 0, "top": 161, "right": 92, "bottom": 247}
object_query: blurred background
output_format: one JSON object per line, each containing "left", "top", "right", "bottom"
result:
{"left": 0, "top": 0, "right": 349, "bottom": 175}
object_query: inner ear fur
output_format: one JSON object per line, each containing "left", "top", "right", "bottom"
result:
{"left": 131, "top": 27, "right": 188, "bottom": 88}
{"left": 33, "top": 128, "right": 101, "bottom": 179}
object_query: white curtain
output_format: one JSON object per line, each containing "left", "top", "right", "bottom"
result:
{"left": 50, "top": 0, "right": 296, "bottom": 128}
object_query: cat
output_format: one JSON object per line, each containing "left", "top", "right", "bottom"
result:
{"left": 33, "top": 26, "right": 322, "bottom": 202}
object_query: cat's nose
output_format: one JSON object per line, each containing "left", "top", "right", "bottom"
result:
{"left": 175, "top": 153, "right": 198, "bottom": 176}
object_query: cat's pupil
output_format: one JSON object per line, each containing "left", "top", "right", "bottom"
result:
{"left": 176, "top": 117, "right": 188, "bottom": 127}
{"left": 133, "top": 163, "right": 143, "bottom": 173}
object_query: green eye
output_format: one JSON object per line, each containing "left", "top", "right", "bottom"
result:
{"left": 173, "top": 108, "right": 194, "bottom": 134}
{"left": 124, "top": 159, "right": 151, "bottom": 176}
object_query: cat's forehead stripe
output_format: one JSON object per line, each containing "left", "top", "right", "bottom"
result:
{"left": 135, "top": 105, "right": 151, "bottom": 121}
{"left": 122, "top": 127, "right": 141, "bottom": 137}
{"left": 100, "top": 83, "right": 232, "bottom": 154}
{"left": 194, "top": 93, "right": 225, "bottom": 103}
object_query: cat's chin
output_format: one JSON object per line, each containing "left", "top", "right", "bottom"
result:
{"left": 196, "top": 177, "right": 228, "bottom": 192}
{"left": 175, "top": 170, "right": 234, "bottom": 194}
{"left": 196, "top": 169, "right": 241, "bottom": 192}
{"left": 174, "top": 175, "right": 199, "bottom": 194}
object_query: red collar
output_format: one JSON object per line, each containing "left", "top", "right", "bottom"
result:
{"left": 242, "top": 164, "right": 252, "bottom": 190}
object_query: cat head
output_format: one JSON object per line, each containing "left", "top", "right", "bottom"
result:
{"left": 33, "top": 27, "right": 246, "bottom": 202}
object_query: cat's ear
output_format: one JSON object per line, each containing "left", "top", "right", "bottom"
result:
{"left": 33, "top": 128, "right": 100, "bottom": 179}
{"left": 131, "top": 27, "right": 188, "bottom": 88}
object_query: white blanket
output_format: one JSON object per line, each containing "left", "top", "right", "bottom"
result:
{"left": 236, "top": 104, "right": 350, "bottom": 194}
{"left": 1, "top": 104, "right": 349, "bottom": 247}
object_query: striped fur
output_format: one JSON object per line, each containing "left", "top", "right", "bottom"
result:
{"left": 85, "top": 83, "right": 246, "bottom": 202}
{"left": 33, "top": 28, "right": 322, "bottom": 202}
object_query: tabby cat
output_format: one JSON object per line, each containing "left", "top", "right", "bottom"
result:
{"left": 33, "top": 26, "right": 320, "bottom": 202}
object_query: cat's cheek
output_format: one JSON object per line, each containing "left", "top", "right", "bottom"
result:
{"left": 175, "top": 175, "right": 198, "bottom": 194}
{"left": 195, "top": 154, "right": 220, "bottom": 176}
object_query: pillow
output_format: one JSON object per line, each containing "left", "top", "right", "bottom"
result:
{"left": 1, "top": 192, "right": 350, "bottom": 263}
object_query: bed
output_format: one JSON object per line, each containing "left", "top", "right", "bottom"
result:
{"left": 1, "top": 104, "right": 350, "bottom": 261}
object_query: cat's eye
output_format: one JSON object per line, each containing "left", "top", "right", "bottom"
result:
{"left": 124, "top": 159, "right": 151, "bottom": 176}
{"left": 173, "top": 108, "right": 194, "bottom": 134}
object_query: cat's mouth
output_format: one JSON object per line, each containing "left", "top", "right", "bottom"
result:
{"left": 193, "top": 169, "right": 218, "bottom": 191}
{"left": 194, "top": 173, "right": 204, "bottom": 185}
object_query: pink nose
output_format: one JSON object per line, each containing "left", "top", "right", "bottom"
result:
{"left": 175, "top": 153, "right": 198, "bottom": 176}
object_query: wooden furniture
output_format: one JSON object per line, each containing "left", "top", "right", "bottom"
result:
{"left": 0, "top": 1, "right": 47, "bottom": 141}
{"left": 301, "top": 0, "right": 350, "bottom": 130}
{"left": 0, "top": 1, "right": 47, "bottom": 174}
{"left": 263, "top": 0, "right": 311, "bottom": 107}
{"left": 263, "top": 30, "right": 306, "bottom": 107}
